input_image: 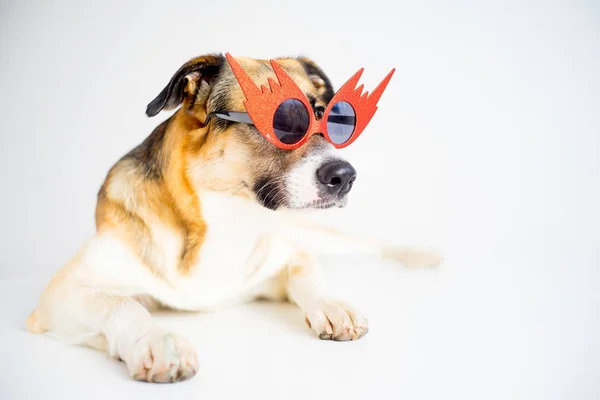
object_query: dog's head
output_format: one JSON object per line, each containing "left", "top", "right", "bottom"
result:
{"left": 146, "top": 53, "right": 359, "bottom": 211}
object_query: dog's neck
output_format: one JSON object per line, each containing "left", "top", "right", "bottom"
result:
{"left": 157, "top": 110, "right": 209, "bottom": 272}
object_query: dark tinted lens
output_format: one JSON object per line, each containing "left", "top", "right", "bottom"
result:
{"left": 327, "top": 101, "right": 356, "bottom": 144}
{"left": 273, "top": 99, "right": 310, "bottom": 145}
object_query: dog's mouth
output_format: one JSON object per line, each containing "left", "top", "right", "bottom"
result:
{"left": 303, "top": 196, "right": 349, "bottom": 210}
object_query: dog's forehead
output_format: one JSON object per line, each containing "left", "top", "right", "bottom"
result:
{"left": 209, "top": 57, "right": 323, "bottom": 112}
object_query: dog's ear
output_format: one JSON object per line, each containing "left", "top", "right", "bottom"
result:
{"left": 297, "top": 56, "right": 335, "bottom": 104}
{"left": 146, "top": 54, "right": 225, "bottom": 117}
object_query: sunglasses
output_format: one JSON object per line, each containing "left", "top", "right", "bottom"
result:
{"left": 205, "top": 53, "right": 395, "bottom": 150}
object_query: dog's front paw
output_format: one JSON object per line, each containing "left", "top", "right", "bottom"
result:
{"left": 127, "top": 331, "right": 199, "bottom": 383}
{"left": 304, "top": 298, "right": 368, "bottom": 341}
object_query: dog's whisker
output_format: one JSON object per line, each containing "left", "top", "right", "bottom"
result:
{"left": 231, "top": 184, "right": 248, "bottom": 196}
{"left": 254, "top": 177, "right": 288, "bottom": 203}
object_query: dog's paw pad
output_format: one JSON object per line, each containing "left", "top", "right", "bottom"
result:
{"left": 305, "top": 298, "right": 368, "bottom": 341}
{"left": 128, "top": 331, "right": 198, "bottom": 383}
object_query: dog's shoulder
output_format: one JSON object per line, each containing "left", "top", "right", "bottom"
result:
{"left": 95, "top": 115, "right": 175, "bottom": 220}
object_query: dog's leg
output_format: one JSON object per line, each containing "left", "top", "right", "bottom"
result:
{"left": 280, "top": 214, "right": 443, "bottom": 268}
{"left": 283, "top": 251, "right": 369, "bottom": 341}
{"left": 25, "top": 234, "right": 198, "bottom": 383}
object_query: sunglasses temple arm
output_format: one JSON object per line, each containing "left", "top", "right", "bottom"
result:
{"left": 206, "top": 111, "right": 254, "bottom": 125}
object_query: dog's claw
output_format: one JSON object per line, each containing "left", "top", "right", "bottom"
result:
{"left": 127, "top": 331, "right": 199, "bottom": 383}
{"left": 305, "top": 298, "right": 368, "bottom": 341}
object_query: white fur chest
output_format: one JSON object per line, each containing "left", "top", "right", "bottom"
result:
{"left": 165, "top": 192, "right": 292, "bottom": 310}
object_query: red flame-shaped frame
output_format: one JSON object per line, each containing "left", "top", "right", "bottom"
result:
{"left": 225, "top": 53, "right": 395, "bottom": 150}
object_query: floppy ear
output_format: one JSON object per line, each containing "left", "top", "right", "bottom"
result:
{"left": 145, "top": 54, "right": 225, "bottom": 117}
{"left": 297, "top": 56, "right": 335, "bottom": 103}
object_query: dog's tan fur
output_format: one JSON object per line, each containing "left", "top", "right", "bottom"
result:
{"left": 25, "top": 53, "right": 442, "bottom": 383}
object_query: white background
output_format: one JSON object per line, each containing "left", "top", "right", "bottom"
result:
{"left": 1, "top": 0, "right": 599, "bottom": 399}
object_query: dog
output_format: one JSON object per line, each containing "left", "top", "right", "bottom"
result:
{"left": 25, "top": 52, "right": 442, "bottom": 383}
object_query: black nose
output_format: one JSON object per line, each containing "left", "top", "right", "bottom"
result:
{"left": 316, "top": 160, "right": 357, "bottom": 196}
